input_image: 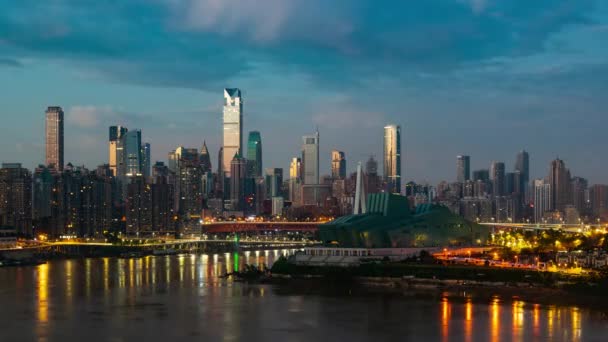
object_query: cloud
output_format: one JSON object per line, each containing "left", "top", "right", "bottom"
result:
{"left": 67, "top": 105, "right": 110, "bottom": 128}
{"left": 0, "top": 57, "right": 22, "bottom": 67}
{"left": 0, "top": 0, "right": 598, "bottom": 92}
{"left": 469, "top": 0, "right": 488, "bottom": 14}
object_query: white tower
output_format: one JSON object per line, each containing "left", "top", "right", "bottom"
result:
{"left": 354, "top": 161, "right": 367, "bottom": 214}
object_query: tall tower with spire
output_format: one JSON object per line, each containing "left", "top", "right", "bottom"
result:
{"left": 222, "top": 88, "right": 243, "bottom": 177}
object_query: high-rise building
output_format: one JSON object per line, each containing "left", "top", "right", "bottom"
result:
{"left": 33, "top": 165, "right": 54, "bottom": 221}
{"left": 330, "top": 150, "right": 346, "bottom": 180}
{"left": 125, "top": 176, "right": 151, "bottom": 235}
{"left": 229, "top": 153, "right": 247, "bottom": 211}
{"left": 222, "top": 88, "right": 243, "bottom": 176}
{"left": 45, "top": 106, "right": 64, "bottom": 171}
{"left": 199, "top": 141, "right": 212, "bottom": 172}
{"left": 472, "top": 169, "right": 490, "bottom": 182}
{"left": 533, "top": 179, "right": 551, "bottom": 223}
{"left": 571, "top": 177, "right": 588, "bottom": 215}
{"left": 246, "top": 131, "right": 263, "bottom": 178}
{"left": 490, "top": 162, "right": 505, "bottom": 197}
{"left": 383, "top": 124, "right": 401, "bottom": 194}
{"left": 365, "top": 155, "right": 381, "bottom": 194}
{"left": 589, "top": 184, "right": 608, "bottom": 220}
{"left": 265, "top": 168, "right": 283, "bottom": 198}
{"left": 150, "top": 173, "right": 174, "bottom": 233}
{"left": 167, "top": 150, "right": 178, "bottom": 174}
{"left": 109, "top": 126, "right": 128, "bottom": 177}
{"left": 0, "top": 163, "right": 33, "bottom": 236}
{"left": 289, "top": 157, "right": 302, "bottom": 204}
{"left": 366, "top": 156, "right": 378, "bottom": 175}
{"left": 123, "top": 130, "right": 143, "bottom": 177}
{"left": 515, "top": 150, "right": 530, "bottom": 184}
{"left": 142, "top": 143, "right": 151, "bottom": 179}
{"left": 302, "top": 131, "right": 320, "bottom": 185}
{"left": 175, "top": 148, "right": 202, "bottom": 219}
{"left": 456, "top": 155, "right": 470, "bottom": 183}
{"left": 548, "top": 158, "right": 571, "bottom": 212}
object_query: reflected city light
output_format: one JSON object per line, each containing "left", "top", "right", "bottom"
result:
{"left": 65, "top": 259, "right": 73, "bottom": 302}
{"left": 512, "top": 301, "right": 524, "bottom": 340}
{"left": 441, "top": 297, "right": 450, "bottom": 342}
{"left": 103, "top": 258, "right": 110, "bottom": 292}
{"left": 36, "top": 263, "right": 49, "bottom": 324}
{"left": 547, "top": 306, "right": 555, "bottom": 339}
{"left": 490, "top": 297, "right": 500, "bottom": 342}
{"left": 571, "top": 307, "right": 582, "bottom": 340}
{"left": 533, "top": 304, "right": 540, "bottom": 335}
{"left": 464, "top": 299, "right": 472, "bottom": 342}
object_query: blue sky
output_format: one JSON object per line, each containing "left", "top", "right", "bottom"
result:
{"left": 1, "top": 0, "right": 607, "bottom": 184}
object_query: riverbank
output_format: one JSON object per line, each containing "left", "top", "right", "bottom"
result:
{"left": 268, "top": 257, "right": 608, "bottom": 310}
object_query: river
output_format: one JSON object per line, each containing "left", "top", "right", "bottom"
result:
{"left": 1, "top": 249, "right": 607, "bottom": 341}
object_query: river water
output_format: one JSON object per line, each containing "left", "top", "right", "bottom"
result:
{"left": 1, "top": 249, "right": 608, "bottom": 341}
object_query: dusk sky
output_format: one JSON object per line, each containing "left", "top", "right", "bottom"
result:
{"left": 1, "top": 0, "right": 607, "bottom": 184}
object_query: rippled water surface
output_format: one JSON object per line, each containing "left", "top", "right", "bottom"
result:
{"left": 1, "top": 250, "right": 608, "bottom": 342}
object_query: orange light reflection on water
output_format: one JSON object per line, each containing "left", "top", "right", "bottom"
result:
{"left": 441, "top": 297, "right": 450, "bottom": 342}
{"left": 464, "top": 299, "right": 472, "bottom": 342}
{"left": 490, "top": 297, "right": 501, "bottom": 342}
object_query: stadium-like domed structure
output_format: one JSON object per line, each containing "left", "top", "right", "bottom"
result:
{"left": 319, "top": 193, "right": 488, "bottom": 248}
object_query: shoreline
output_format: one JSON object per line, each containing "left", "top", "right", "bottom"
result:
{"left": 267, "top": 274, "right": 608, "bottom": 310}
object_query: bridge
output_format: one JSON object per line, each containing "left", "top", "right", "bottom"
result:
{"left": 1, "top": 238, "right": 316, "bottom": 258}
{"left": 202, "top": 221, "right": 321, "bottom": 234}
{"left": 479, "top": 222, "right": 607, "bottom": 233}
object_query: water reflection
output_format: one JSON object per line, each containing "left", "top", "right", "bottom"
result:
{"left": 16, "top": 249, "right": 608, "bottom": 341}
{"left": 441, "top": 297, "right": 450, "bottom": 342}
{"left": 464, "top": 299, "right": 472, "bottom": 342}
{"left": 491, "top": 297, "right": 501, "bottom": 342}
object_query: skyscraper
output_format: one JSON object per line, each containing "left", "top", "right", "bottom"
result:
{"left": 331, "top": 150, "right": 346, "bottom": 180}
{"left": 456, "top": 155, "right": 470, "bottom": 183}
{"left": 383, "top": 124, "right": 401, "bottom": 194}
{"left": 247, "top": 131, "right": 263, "bottom": 178}
{"left": 472, "top": 169, "right": 490, "bottom": 182}
{"left": 514, "top": 150, "right": 530, "bottom": 184}
{"left": 289, "top": 157, "right": 302, "bottom": 204}
{"left": 589, "top": 184, "right": 608, "bottom": 219}
{"left": 142, "top": 142, "right": 151, "bottom": 179}
{"left": 366, "top": 156, "right": 378, "bottom": 175}
{"left": 302, "top": 131, "right": 320, "bottom": 185}
{"left": 548, "top": 158, "right": 571, "bottom": 212}
{"left": 490, "top": 161, "right": 505, "bottom": 197}
{"left": 0, "top": 163, "right": 33, "bottom": 236}
{"left": 176, "top": 149, "right": 202, "bottom": 220}
{"left": 265, "top": 168, "right": 283, "bottom": 198}
{"left": 571, "top": 177, "right": 588, "bottom": 214}
{"left": 222, "top": 88, "right": 243, "bottom": 176}
{"left": 365, "top": 155, "right": 381, "bottom": 194}
{"left": 533, "top": 179, "right": 551, "bottom": 223}
{"left": 109, "top": 126, "right": 128, "bottom": 177}
{"left": 230, "top": 153, "right": 247, "bottom": 211}
{"left": 199, "top": 141, "right": 212, "bottom": 172}
{"left": 45, "top": 106, "right": 64, "bottom": 171}
{"left": 515, "top": 150, "right": 530, "bottom": 203}
{"left": 123, "top": 130, "right": 143, "bottom": 177}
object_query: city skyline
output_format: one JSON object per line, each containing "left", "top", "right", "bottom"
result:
{"left": 0, "top": 100, "right": 605, "bottom": 187}
{"left": 1, "top": 1, "right": 607, "bottom": 184}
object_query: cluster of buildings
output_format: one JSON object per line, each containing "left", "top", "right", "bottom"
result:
{"left": 0, "top": 89, "right": 404, "bottom": 238}
{"left": 404, "top": 152, "right": 608, "bottom": 225}
{"left": 1, "top": 88, "right": 605, "bottom": 240}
